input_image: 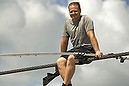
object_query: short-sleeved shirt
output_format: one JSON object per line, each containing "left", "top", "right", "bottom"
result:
{"left": 62, "top": 15, "right": 94, "bottom": 47}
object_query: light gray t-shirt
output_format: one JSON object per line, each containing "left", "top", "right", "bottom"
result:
{"left": 62, "top": 15, "right": 94, "bottom": 47}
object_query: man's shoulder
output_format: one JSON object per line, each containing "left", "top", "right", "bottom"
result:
{"left": 65, "top": 18, "right": 72, "bottom": 25}
{"left": 66, "top": 18, "right": 72, "bottom": 22}
{"left": 81, "top": 15, "right": 93, "bottom": 21}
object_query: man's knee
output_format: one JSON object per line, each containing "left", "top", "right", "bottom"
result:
{"left": 67, "top": 55, "right": 76, "bottom": 65}
{"left": 56, "top": 57, "right": 67, "bottom": 65}
{"left": 67, "top": 55, "right": 75, "bottom": 61}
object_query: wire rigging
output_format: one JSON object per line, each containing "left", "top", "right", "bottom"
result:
{"left": 0, "top": 51, "right": 129, "bottom": 76}
{"left": 0, "top": 63, "right": 57, "bottom": 76}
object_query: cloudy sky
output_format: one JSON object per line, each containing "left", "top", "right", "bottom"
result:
{"left": 0, "top": 0, "right": 129, "bottom": 86}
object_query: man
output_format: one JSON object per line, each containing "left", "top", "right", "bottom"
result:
{"left": 56, "top": 2, "right": 103, "bottom": 86}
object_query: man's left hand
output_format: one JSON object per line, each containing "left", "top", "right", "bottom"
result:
{"left": 96, "top": 51, "right": 103, "bottom": 58}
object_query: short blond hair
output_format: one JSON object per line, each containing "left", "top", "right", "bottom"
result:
{"left": 68, "top": 2, "right": 81, "bottom": 12}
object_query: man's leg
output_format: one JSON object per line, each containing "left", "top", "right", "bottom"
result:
{"left": 64, "top": 55, "right": 75, "bottom": 84}
{"left": 56, "top": 57, "right": 67, "bottom": 80}
{"left": 57, "top": 55, "right": 78, "bottom": 85}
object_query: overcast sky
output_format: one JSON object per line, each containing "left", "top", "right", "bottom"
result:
{"left": 0, "top": 0, "right": 129, "bottom": 86}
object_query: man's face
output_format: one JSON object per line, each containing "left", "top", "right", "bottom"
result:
{"left": 68, "top": 4, "right": 81, "bottom": 22}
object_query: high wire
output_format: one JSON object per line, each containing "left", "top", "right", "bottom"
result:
{"left": 0, "top": 51, "right": 129, "bottom": 76}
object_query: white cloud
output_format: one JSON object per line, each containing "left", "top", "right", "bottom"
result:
{"left": 0, "top": 0, "right": 66, "bottom": 86}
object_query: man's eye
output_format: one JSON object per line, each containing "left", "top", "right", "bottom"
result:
{"left": 70, "top": 11, "right": 77, "bottom": 13}
{"left": 70, "top": 11, "right": 73, "bottom": 13}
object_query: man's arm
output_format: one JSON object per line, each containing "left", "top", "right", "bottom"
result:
{"left": 60, "top": 36, "right": 69, "bottom": 52}
{"left": 87, "top": 30, "right": 103, "bottom": 58}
